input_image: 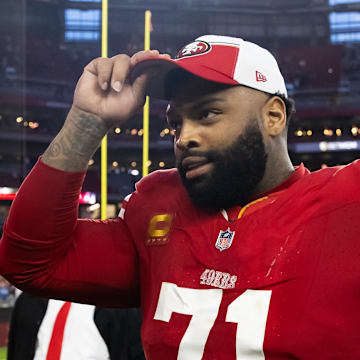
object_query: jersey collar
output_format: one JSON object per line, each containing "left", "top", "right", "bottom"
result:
{"left": 223, "top": 164, "right": 309, "bottom": 222}
{"left": 257, "top": 163, "right": 308, "bottom": 199}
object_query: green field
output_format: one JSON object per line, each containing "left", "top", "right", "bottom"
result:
{"left": 0, "top": 347, "right": 6, "bottom": 360}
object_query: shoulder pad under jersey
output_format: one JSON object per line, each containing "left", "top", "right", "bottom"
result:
{"left": 135, "top": 168, "right": 181, "bottom": 194}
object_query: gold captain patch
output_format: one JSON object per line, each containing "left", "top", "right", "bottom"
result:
{"left": 146, "top": 214, "right": 173, "bottom": 246}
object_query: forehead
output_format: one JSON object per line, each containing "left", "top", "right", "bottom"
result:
{"left": 166, "top": 72, "right": 237, "bottom": 110}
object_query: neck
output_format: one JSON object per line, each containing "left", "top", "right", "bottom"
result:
{"left": 254, "top": 146, "right": 294, "bottom": 197}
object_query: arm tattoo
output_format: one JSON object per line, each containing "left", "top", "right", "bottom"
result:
{"left": 42, "top": 107, "right": 109, "bottom": 172}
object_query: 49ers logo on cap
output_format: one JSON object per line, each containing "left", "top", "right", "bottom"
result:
{"left": 176, "top": 41, "right": 211, "bottom": 59}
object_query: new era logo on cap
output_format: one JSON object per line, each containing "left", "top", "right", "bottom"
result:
{"left": 256, "top": 71, "right": 267, "bottom": 82}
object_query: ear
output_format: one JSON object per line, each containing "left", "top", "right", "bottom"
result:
{"left": 262, "top": 97, "right": 287, "bottom": 136}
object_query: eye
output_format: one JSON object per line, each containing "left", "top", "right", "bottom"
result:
{"left": 168, "top": 120, "right": 181, "bottom": 134}
{"left": 199, "top": 109, "right": 218, "bottom": 120}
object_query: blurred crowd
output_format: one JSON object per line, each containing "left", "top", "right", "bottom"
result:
{"left": 0, "top": 276, "right": 16, "bottom": 308}
{"left": 0, "top": 32, "right": 350, "bottom": 90}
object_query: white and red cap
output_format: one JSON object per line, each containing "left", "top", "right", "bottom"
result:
{"left": 131, "top": 35, "right": 287, "bottom": 100}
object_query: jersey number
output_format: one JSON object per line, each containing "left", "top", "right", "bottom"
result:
{"left": 154, "top": 282, "right": 271, "bottom": 360}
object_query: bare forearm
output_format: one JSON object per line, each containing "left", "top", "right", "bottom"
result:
{"left": 42, "top": 106, "right": 109, "bottom": 171}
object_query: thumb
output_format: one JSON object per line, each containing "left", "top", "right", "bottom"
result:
{"left": 131, "top": 68, "right": 159, "bottom": 100}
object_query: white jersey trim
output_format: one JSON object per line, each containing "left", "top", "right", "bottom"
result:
{"left": 118, "top": 193, "right": 133, "bottom": 220}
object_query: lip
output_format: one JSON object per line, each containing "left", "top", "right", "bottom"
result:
{"left": 182, "top": 156, "right": 208, "bottom": 169}
{"left": 181, "top": 156, "right": 213, "bottom": 180}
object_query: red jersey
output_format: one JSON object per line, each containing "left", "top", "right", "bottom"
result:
{"left": 1, "top": 159, "right": 360, "bottom": 359}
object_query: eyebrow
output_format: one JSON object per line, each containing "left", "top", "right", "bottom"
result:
{"left": 166, "top": 97, "right": 226, "bottom": 117}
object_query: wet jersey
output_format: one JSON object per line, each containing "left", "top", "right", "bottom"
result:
{"left": 1, "top": 159, "right": 360, "bottom": 359}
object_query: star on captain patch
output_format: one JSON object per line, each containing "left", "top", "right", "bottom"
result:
{"left": 215, "top": 228, "right": 235, "bottom": 251}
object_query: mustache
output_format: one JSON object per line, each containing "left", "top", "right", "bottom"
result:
{"left": 177, "top": 149, "right": 217, "bottom": 166}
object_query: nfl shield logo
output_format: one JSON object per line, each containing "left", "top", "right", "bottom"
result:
{"left": 215, "top": 228, "right": 235, "bottom": 251}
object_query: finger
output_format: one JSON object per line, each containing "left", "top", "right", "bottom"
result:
{"left": 85, "top": 57, "right": 113, "bottom": 91}
{"left": 130, "top": 50, "right": 169, "bottom": 99}
{"left": 130, "top": 49, "right": 161, "bottom": 67}
{"left": 109, "top": 54, "right": 131, "bottom": 93}
{"left": 159, "top": 53, "right": 171, "bottom": 59}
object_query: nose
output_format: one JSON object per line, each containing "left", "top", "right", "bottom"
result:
{"left": 175, "top": 120, "right": 200, "bottom": 151}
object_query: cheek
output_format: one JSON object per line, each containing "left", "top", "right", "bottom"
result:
{"left": 211, "top": 125, "right": 242, "bottom": 150}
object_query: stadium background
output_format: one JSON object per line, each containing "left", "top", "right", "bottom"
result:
{"left": 1, "top": 0, "right": 360, "bottom": 356}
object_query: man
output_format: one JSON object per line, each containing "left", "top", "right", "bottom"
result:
{"left": 7, "top": 293, "right": 145, "bottom": 360}
{"left": 1, "top": 35, "right": 360, "bottom": 359}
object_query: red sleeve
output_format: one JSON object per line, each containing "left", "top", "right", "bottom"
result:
{"left": 0, "top": 159, "right": 139, "bottom": 308}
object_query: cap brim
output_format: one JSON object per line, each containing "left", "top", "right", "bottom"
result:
{"left": 131, "top": 57, "right": 238, "bottom": 100}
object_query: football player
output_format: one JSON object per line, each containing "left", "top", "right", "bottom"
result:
{"left": 1, "top": 36, "right": 360, "bottom": 359}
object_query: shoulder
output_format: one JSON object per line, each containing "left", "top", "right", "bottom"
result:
{"left": 135, "top": 168, "right": 182, "bottom": 194}
{"left": 120, "top": 168, "right": 185, "bottom": 220}
{"left": 305, "top": 159, "right": 360, "bottom": 202}
{"left": 308, "top": 160, "right": 360, "bottom": 184}
{"left": 274, "top": 161, "right": 360, "bottom": 216}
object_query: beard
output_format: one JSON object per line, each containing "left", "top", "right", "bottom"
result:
{"left": 177, "top": 121, "right": 267, "bottom": 211}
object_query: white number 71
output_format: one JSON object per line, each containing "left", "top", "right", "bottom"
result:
{"left": 154, "top": 282, "right": 272, "bottom": 359}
